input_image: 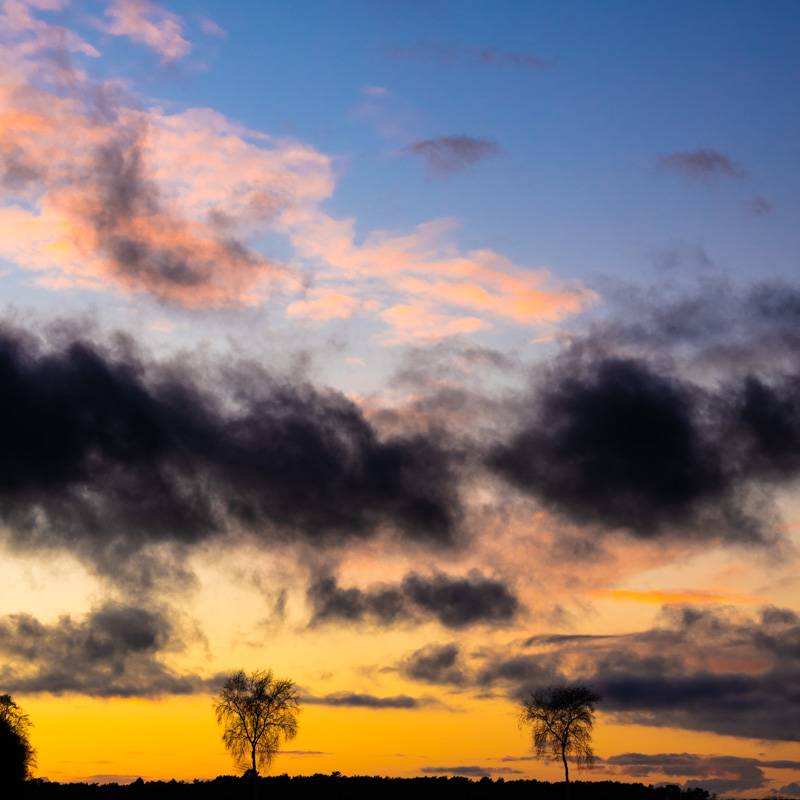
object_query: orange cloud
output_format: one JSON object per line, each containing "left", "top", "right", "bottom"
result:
{"left": 596, "top": 588, "right": 764, "bottom": 605}
{"left": 285, "top": 215, "right": 596, "bottom": 342}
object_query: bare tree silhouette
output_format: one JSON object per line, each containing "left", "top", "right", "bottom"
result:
{"left": 214, "top": 669, "right": 300, "bottom": 786}
{"left": 519, "top": 683, "right": 601, "bottom": 800}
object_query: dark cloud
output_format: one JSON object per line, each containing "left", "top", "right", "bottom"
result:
{"left": 382, "top": 43, "right": 547, "bottom": 70}
{"left": 488, "top": 332, "right": 800, "bottom": 541}
{"left": 781, "top": 781, "right": 800, "bottom": 797}
{"left": 308, "top": 571, "right": 519, "bottom": 629}
{"left": 488, "top": 355, "right": 740, "bottom": 539}
{"left": 0, "top": 603, "right": 211, "bottom": 697}
{"left": 405, "top": 135, "right": 500, "bottom": 177}
{"left": 399, "top": 605, "right": 800, "bottom": 742}
{"left": 657, "top": 148, "right": 744, "bottom": 181}
{"left": 0, "top": 324, "right": 460, "bottom": 584}
{"left": 303, "top": 692, "right": 420, "bottom": 709}
{"left": 603, "top": 753, "right": 800, "bottom": 796}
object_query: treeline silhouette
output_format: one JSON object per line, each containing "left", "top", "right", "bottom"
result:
{"left": 19, "top": 774, "right": 724, "bottom": 800}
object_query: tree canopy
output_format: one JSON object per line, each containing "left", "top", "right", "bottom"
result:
{"left": 214, "top": 669, "right": 300, "bottom": 777}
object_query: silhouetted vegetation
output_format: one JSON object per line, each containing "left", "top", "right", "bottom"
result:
{"left": 0, "top": 694, "right": 36, "bottom": 786}
{"left": 20, "top": 774, "right": 725, "bottom": 800}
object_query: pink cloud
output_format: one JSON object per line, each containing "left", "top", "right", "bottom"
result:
{"left": 0, "top": 6, "right": 594, "bottom": 340}
{"left": 104, "top": 0, "right": 191, "bottom": 62}
{"left": 286, "top": 292, "right": 360, "bottom": 321}
{"left": 283, "top": 214, "right": 596, "bottom": 342}
{"left": 0, "top": 77, "right": 333, "bottom": 306}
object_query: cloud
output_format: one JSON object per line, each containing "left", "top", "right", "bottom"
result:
{"left": 303, "top": 692, "right": 421, "bottom": 709}
{"left": 0, "top": 323, "right": 461, "bottom": 585}
{"left": 103, "top": 0, "right": 191, "bottom": 62}
{"left": 657, "top": 148, "right": 744, "bottom": 181}
{"left": 488, "top": 338, "right": 800, "bottom": 541}
{"left": 603, "top": 753, "right": 800, "bottom": 796}
{"left": 405, "top": 135, "right": 500, "bottom": 178}
{"left": 0, "top": 78, "right": 331, "bottom": 307}
{"left": 399, "top": 643, "right": 469, "bottom": 687}
{"left": 746, "top": 195, "right": 773, "bottom": 216}
{"left": 308, "top": 571, "right": 519, "bottom": 629}
{"left": 198, "top": 16, "right": 226, "bottom": 39}
{"left": 382, "top": 43, "right": 547, "bottom": 70}
{"left": 595, "top": 588, "right": 764, "bottom": 606}
{"left": 404, "top": 604, "right": 800, "bottom": 742}
{"left": 0, "top": 602, "right": 211, "bottom": 697}
{"left": 286, "top": 215, "right": 596, "bottom": 342}
{"left": 421, "top": 765, "right": 491, "bottom": 777}
{"left": 420, "top": 765, "right": 523, "bottom": 777}
{"left": 0, "top": 9, "right": 591, "bottom": 338}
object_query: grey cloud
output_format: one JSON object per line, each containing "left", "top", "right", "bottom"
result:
{"left": 603, "top": 753, "right": 800, "bottom": 795}
{"left": 657, "top": 148, "right": 744, "bottom": 180}
{"left": 399, "top": 605, "right": 800, "bottom": 742}
{"left": 419, "top": 765, "right": 524, "bottom": 777}
{"left": 406, "top": 135, "right": 500, "bottom": 177}
{"left": 399, "top": 643, "right": 468, "bottom": 686}
{"left": 0, "top": 603, "right": 212, "bottom": 698}
{"left": 598, "top": 280, "right": 800, "bottom": 371}
{"left": 303, "top": 692, "right": 420, "bottom": 709}
{"left": 308, "top": 571, "right": 519, "bottom": 629}
{"left": 421, "top": 765, "right": 490, "bottom": 777}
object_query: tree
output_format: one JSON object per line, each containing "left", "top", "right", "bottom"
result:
{"left": 519, "top": 683, "right": 600, "bottom": 799}
{"left": 0, "top": 694, "right": 36, "bottom": 785}
{"left": 214, "top": 669, "right": 300, "bottom": 777}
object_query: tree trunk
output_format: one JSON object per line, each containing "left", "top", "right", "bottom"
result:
{"left": 562, "top": 744, "right": 570, "bottom": 800}
{"left": 251, "top": 744, "right": 258, "bottom": 800}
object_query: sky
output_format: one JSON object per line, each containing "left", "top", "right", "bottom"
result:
{"left": 0, "top": 0, "right": 799, "bottom": 795}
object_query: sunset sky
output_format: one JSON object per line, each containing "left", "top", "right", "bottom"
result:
{"left": 1, "top": 1, "right": 800, "bottom": 796}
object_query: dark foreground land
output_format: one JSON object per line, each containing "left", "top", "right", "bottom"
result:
{"left": 19, "top": 774, "right": 755, "bottom": 800}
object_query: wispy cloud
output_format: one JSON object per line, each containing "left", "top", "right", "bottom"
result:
{"left": 405, "top": 135, "right": 500, "bottom": 178}
{"left": 657, "top": 148, "right": 744, "bottom": 181}
{"left": 303, "top": 692, "right": 422, "bottom": 709}
{"left": 596, "top": 588, "right": 764, "bottom": 605}
{"left": 383, "top": 43, "right": 547, "bottom": 70}
{"left": 103, "top": 0, "right": 191, "bottom": 62}
{"left": 745, "top": 195, "right": 773, "bottom": 216}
